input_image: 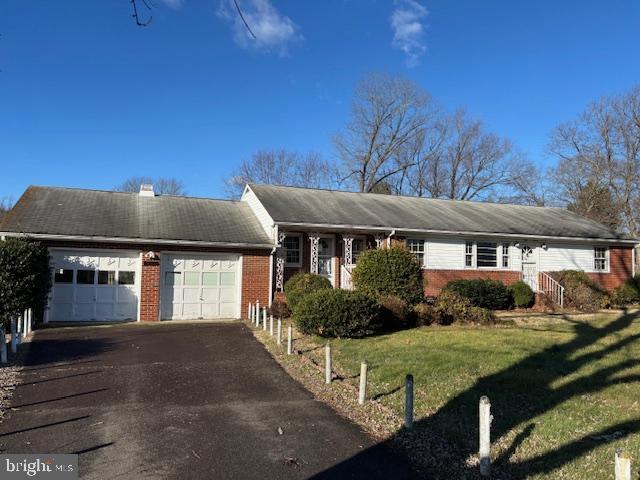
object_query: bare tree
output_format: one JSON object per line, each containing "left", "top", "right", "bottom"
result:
{"left": 0, "top": 197, "right": 13, "bottom": 222}
{"left": 115, "top": 177, "right": 186, "bottom": 196}
{"left": 224, "top": 149, "right": 336, "bottom": 198}
{"left": 548, "top": 85, "right": 640, "bottom": 235}
{"left": 334, "top": 73, "right": 433, "bottom": 193}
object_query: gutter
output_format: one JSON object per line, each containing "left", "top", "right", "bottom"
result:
{"left": 0, "top": 232, "right": 274, "bottom": 250}
{"left": 274, "top": 222, "right": 639, "bottom": 245}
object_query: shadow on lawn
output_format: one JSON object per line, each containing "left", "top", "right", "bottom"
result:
{"left": 312, "top": 308, "right": 640, "bottom": 479}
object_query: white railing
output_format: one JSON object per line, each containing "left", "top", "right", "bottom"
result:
{"left": 341, "top": 264, "right": 355, "bottom": 290}
{"left": 539, "top": 272, "right": 564, "bottom": 308}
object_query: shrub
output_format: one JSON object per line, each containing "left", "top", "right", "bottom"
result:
{"left": 284, "top": 272, "right": 332, "bottom": 312}
{"left": 549, "top": 270, "right": 604, "bottom": 312}
{"left": 377, "top": 295, "right": 411, "bottom": 329}
{"left": 610, "top": 283, "right": 640, "bottom": 307}
{"left": 294, "top": 289, "right": 379, "bottom": 338}
{"left": 352, "top": 246, "right": 424, "bottom": 304}
{"left": 413, "top": 303, "right": 436, "bottom": 326}
{"left": 268, "top": 298, "right": 292, "bottom": 319}
{"left": 443, "top": 279, "right": 512, "bottom": 310}
{"left": 433, "top": 289, "right": 495, "bottom": 325}
{"left": 0, "top": 238, "right": 51, "bottom": 328}
{"left": 508, "top": 281, "right": 535, "bottom": 308}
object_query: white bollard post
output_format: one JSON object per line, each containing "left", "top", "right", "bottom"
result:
{"left": 269, "top": 315, "right": 274, "bottom": 336}
{"left": 358, "top": 361, "right": 368, "bottom": 405}
{"left": 255, "top": 299, "right": 260, "bottom": 324}
{"left": 277, "top": 318, "right": 282, "bottom": 345}
{"left": 10, "top": 317, "right": 17, "bottom": 354}
{"left": 248, "top": 303, "right": 252, "bottom": 321}
{"left": 479, "top": 396, "right": 492, "bottom": 477}
{"left": 23, "top": 310, "right": 28, "bottom": 337}
{"left": 405, "top": 374, "right": 414, "bottom": 429}
{"left": 325, "top": 342, "right": 332, "bottom": 384}
{"left": 28, "top": 308, "right": 33, "bottom": 335}
{"left": 615, "top": 449, "right": 631, "bottom": 480}
{"left": 0, "top": 324, "right": 7, "bottom": 364}
{"left": 16, "top": 313, "right": 22, "bottom": 344}
{"left": 263, "top": 308, "right": 267, "bottom": 331}
{"left": 287, "top": 324, "right": 293, "bottom": 355}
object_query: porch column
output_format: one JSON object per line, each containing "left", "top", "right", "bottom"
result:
{"left": 343, "top": 234, "right": 354, "bottom": 266}
{"left": 375, "top": 233, "right": 386, "bottom": 249}
{"left": 309, "top": 232, "right": 320, "bottom": 274}
{"left": 275, "top": 232, "right": 286, "bottom": 292}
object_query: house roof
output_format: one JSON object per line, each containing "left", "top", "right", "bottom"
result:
{"left": 249, "top": 184, "right": 636, "bottom": 243}
{"left": 0, "top": 186, "right": 273, "bottom": 248}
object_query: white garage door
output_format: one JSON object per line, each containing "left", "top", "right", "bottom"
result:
{"left": 161, "top": 254, "right": 241, "bottom": 320}
{"left": 50, "top": 250, "right": 140, "bottom": 322}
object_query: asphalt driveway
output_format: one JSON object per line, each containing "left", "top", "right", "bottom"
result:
{"left": 0, "top": 322, "right": 416, "bottom": 479}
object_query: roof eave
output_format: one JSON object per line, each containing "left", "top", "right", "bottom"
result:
{"left": 273, "top": 222, "right": 639, "bottom": 245}
{"left": 0, "top": 232, "right": 274, "bottom": 250}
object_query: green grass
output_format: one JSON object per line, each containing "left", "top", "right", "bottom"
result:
{"left": 327, "top": 311, "right": 640, "bottom": 479}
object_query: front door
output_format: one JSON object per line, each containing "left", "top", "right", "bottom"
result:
{"left": 318, "top": 237, "right": 334, "bottom": 285}
{"left": 521, "top": 245, "right": 538, "bottom": 291}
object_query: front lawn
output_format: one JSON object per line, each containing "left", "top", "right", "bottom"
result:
{"left": 325, "top": 311, "right": 640, "bottom": 479}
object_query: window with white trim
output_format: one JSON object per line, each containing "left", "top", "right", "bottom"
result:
{"left": 407, "top": 239, "right": 425, "bottom": 266}
{"left": 594, "top": 247, "right": 608, "bottom": 271}
{"left": 465, "top": 242, "right": 474, "bottom": 267}
{"left": 283, "top": 235, "right": 302, "bottom": 266}
{"left": 502, "top": 243, "right": 510, "bottom": 268}
{"left": 477, "top": 242, "right": 498, "bottom": 268}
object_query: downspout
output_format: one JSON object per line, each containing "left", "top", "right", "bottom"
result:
{"left": 268, "top": 224, "right": 278, "bottom": 306}
{"left": 387, "top": 229, "right": 397, "bottom": 247}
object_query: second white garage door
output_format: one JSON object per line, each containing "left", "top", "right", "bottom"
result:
{"left": 161, "top": 254, "right": 241, "bottom": 320}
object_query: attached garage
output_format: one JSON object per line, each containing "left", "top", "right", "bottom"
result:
{"left": 50, "top": 250, "right": 141, "bottom": 322}
{"left": 161, "top": 253, "right": 241, "bottom": 320}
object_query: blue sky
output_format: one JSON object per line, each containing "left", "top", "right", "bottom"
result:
{"left": 1, "top": 0, "right": 639, "bottom": 201}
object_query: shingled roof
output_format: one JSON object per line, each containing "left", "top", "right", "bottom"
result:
{"left": 249, "top": 184, "right": 635, "bottom": 242}
{"left": 0, "top": 186, "right": 273, "bottom": 248}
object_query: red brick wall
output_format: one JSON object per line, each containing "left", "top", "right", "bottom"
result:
{"left": 241, "top": 253, "right": 271, "bottom": 320}
{"left": 587, "top": 246, "right": 634, "bottom": 290}
{"left": 423, "top": 269, "right": 522, "bottom": 296}
{"left": 43, "top": 240, "right": 272, "bottom": 322}
{"left": 140, "top": 258, "right": 160, "bottom": 322}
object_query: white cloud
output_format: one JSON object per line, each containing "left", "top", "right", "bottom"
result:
{"left": 390, "top": 0, "right": 428, "bottom": 67}
{"left": 217, "top": 0, "right": 302, "bottom": 56}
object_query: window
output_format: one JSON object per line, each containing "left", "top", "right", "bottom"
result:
{"left": 76, "top": 270, "right": 95, "bottom": 284}
{"left": 352, "top": 238, "right": 365, "bottom": 263}
{"left": 54, "top": 269, "right": 73, "bottom": 283}
{"left": 594, "top": 247, "right": 608, "bottom": 271}
{"left": 184, "top": 272, "right": 200, "bottom": 286}
{"left": 283, "top": 235, "right": 301, "bottom": 266}
{"left": 502, "top": 243, "right": 510, "bottom": 268}
{"left": 465, "top": 242, "right": 474, "bottom": 267}
{"left": 477, "top": 242, "right": 498, "bottom": 267}
{"left": 98, "top": 270, "right": 116, "bottom": 285}
{"left": 407, "top": 239, "right": 425, "bottom": 266}
{"left": 118, "top": 271, "right": 136, "bottom": 285}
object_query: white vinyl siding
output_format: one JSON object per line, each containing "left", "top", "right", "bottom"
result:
{"left": 538, "top": 244, "right": 609, "bottom": 273}
{"left": 241, "top": 186, "right": 275, "bottom": 238}
{"left": 425, "top": 238, "right": 466, "bottom": 269}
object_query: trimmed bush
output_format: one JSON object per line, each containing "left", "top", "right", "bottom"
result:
{"left": 549, "top": 270, "right": 604, "bottom": 312}
{"left": 294, "top": 289, "right": 379, "bottom": 338}
{"left": 508, "top": 281, "right": 535, "bottom": 308}
{"left": 0, "top": 238, "right": 51, "bottom": 328}
{"left": 352, "top": 246, "right": 424, "bottom": 304}
{"left": 610, "top": 283, "right": 640, "bottom": 307}
{"left": 284, "top": 272, "right": 332, "bottom": 312}
{"left": 443, "top": 279, "right": 512, "bottom": 310}
{"left": 268, "top": 298, "right": 292, "bottom": 319}
{"left": 413, "top": 303, "right": 436, "bottom": 326}
{"left": 377, "top": 295, "right": 411, "bottom": 328}
{"left": 433, "top": 290, "right": 495, "bottom": 325}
